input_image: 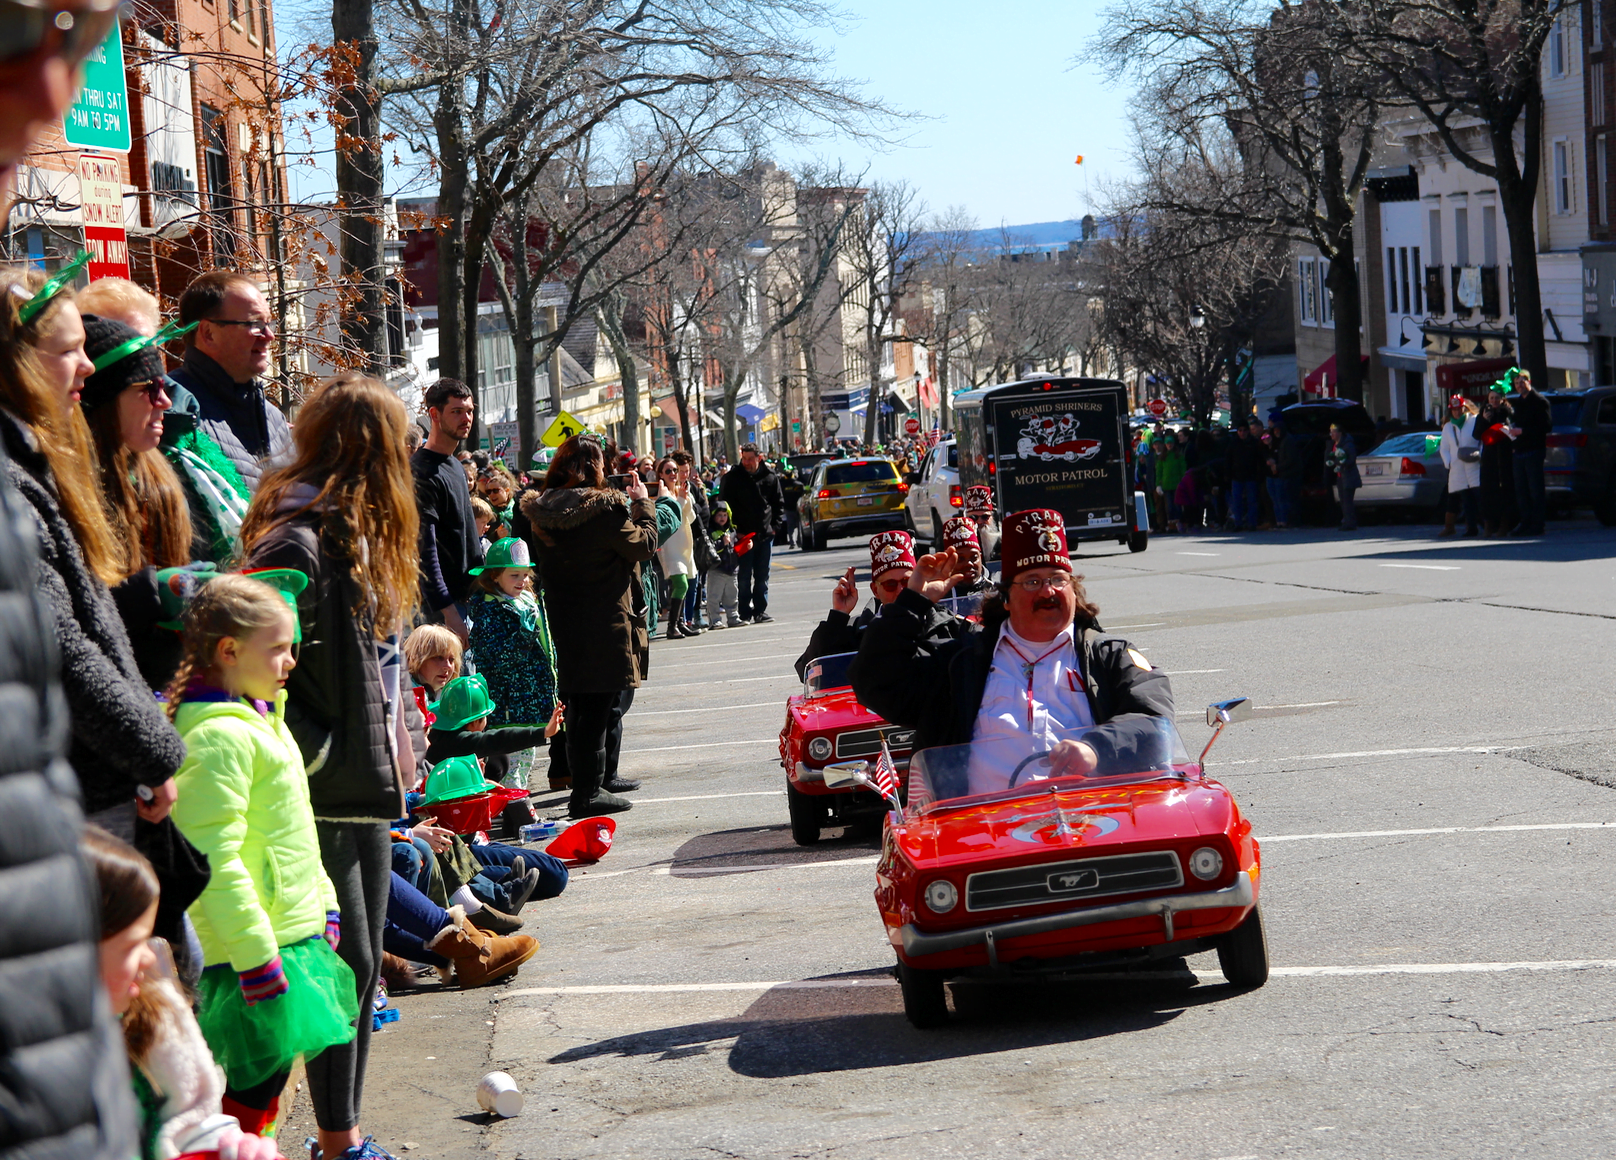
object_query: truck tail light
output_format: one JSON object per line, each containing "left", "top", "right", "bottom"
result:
{"left": 1399, "top": 457, "right": 1425, "bottom": 477}
{"left": 949, "top": 485, "right": 962, "bottom": 507}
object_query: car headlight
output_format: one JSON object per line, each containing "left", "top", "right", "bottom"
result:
{"left": 924, "top": 879, "right": 958, "bottom": 914}
{"left": 807, "top": 736, "right": 833, "bottom": 762}
{"left": 1188, "top": 846, "right": 1223, "bottom": 881}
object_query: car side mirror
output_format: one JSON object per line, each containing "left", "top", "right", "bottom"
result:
{"left": 1206, "top": 697, "right": 1252, "bottom": 727}
{"left": 821, "top": 761, "right": 870, "bottom": 790}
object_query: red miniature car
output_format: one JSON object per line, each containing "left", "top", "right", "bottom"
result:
{"left": 778, "top": 652, "right": 914, "bottom": 845}
{"left": 830, "top": 698, "right": 1266, "bottom": 1027}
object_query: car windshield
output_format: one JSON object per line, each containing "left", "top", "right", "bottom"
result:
{"left": 803, "top": 652, "right": 856, "bottom": 697}
{"left": 1549, "top": 397, "right": 1586, "bottom": 426}
{"left": 936, "top": 592, "right": 984, "bottom": 621}
{"left": 1367, "top": 432, "right": 1437, "bottom": 457}
{"left": 904, "top": 719, "right": 1194, "bottom": 820}
{"left": 826, "top": 461, "right": 898, "bottom": 485}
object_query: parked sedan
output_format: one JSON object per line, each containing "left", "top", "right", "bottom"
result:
{"left": 1354, "top": 430, "right": 1448, "bottom": 516}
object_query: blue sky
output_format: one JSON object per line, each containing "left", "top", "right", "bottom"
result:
{"left": 283, "top": 0, "right": 1139, "bottom": 227}
{"left": 795, "top": 0, "right": 1137, "bottom": 226}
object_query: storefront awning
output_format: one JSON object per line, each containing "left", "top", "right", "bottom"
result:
{"left": 736, "top": 402, "right": 767, "bottom": 424}
{"left": 1303, "top": 354, "right": 1368, "bottom": 397}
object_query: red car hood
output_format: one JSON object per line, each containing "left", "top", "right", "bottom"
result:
{"left": 895, "top": 776, "right": 1237, "bottom": 868}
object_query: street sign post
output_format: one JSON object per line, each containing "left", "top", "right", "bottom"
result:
{"left": 63, "top": 26, "right": 131, "bottom": 153}
{"left": 540, "top": 409, "right": 589, "bottom": 447}
{"left": 903, "top": 416, "right": 921, "bottom": 435}
{"left": 1148, "top": 398, "right": 1168, "bottom": 418}
{"left": 488, "top": 420, "right": 519, "bottom": 469}
{"left": 78, "top": 154, "right": 128, "bottom": 280}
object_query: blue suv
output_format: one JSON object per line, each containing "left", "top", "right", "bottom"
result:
{"left": 1541, "top": 388, "right": 1616, "bottom": 524}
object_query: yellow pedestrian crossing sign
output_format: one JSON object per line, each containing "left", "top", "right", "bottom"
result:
{"left": 540, "top": 410, "right": 589, "bottom": 448}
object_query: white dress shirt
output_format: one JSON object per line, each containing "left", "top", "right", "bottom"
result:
{"left": 965, "top": 620, "right": 1095, "bottom": 794}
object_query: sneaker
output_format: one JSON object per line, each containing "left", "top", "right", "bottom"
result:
{"left": 571, "top": 789, "right": 633, "bottom": 816}
{"left": 726, "top": 616, "right": 746, "bottom": 628}
{"left": 466, "top": 904, "right": 525, "bottom": 935}
{"left": 602, "top": 776, "right": 642, "bottom": 793}
{"left": 307, "top": 1139, "right": 400, "bottom": 1160}
{"left": 711, "top": 620, "right": 727, "bottom": 630}
{"left": 752, "top": 612, "right": 774, "bottom": 624}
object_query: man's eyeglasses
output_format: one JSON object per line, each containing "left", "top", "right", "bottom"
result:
{"left": 207, "top": 318, "right": 275, "bottom": 337}
{"left": 126, "top": 379, "right": 170, "bottom": 406}
{"left": 875, "top": 577, "right": 908, "bottom": 594}
{"left": 1011, "top": 574, "right": 1074, "bottom": 593}
{"left": 0, "top": 0, "right": 122, "bottom": 70}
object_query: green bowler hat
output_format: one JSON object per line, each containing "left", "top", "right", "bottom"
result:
{"left": 428, "top": 673, "right": 497, "bottom": 730}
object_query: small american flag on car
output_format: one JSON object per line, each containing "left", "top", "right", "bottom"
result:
{"left": 872, "top": 739, "right": 900, "bottom": 805}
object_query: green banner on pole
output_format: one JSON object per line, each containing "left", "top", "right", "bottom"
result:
{"left": 64, "top": 25, "right": 131, "bottom": 153}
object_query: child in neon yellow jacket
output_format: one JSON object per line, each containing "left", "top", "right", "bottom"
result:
{"left": 168, "top": 573, "right": 357, "bottom": 1140}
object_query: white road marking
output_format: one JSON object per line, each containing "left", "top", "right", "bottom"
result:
{"left": 634, "top": 702, "right": 778, "bottom": 716}
{"left": 634, "top": 790, "right": 784, "bottom": 804}
{"left": 1265, "top": 821, "right": 1616, "bottom": 843}
{"left": 711, "top": 675, "right": 802, "bottom": 684}
{"left": 1260, "top": 700, "right": 1342, "bottom": 710}
{"left": 1379, "top": 563, "right": 1460, "bottom": 571}
{"left": 498, "top": 959, "right": 1616, "bottom": 999}
{"left": 654, "top": 654, "right": 799, "bottom": 670}
{"left": 651, "top": 855, "right": 878, "bottom": 875}
{"left": 1176, "top": 552, "right": 1221, "bottom": 557}
{"left": 1165, "top": 669, "right": 1225, "bottom": 675}
{"left": 622, "top": 738, "right": 779, "bottom": 754}
{"left": 1219, "top": 744, "right": 1502, "bottom": 765}
{"left": 1108, "top": 623, "right": 1164, "bottom": 630}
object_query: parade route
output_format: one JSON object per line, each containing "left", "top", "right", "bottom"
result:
{"left": 352, "top": 521, "right": 1616, "bottom": 1160}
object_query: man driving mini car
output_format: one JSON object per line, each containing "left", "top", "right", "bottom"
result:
{"left": 794, "top": 530, "right": 923, "bottom": 680}
{"left": 850, "top": 508, "right": 1173, "bottom": 789}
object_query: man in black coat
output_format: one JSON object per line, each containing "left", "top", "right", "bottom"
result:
{"left": 412, "top": 379, "right": 484, "bottom": 643}
{"left": 851, "top": 509, "right": 1174, "bottom": 787}
{"left": 1507, "top": 370, "right": 1552, "bottom": 536}
{"left": 718, "top": 442, "right": 786, "bottom": 623}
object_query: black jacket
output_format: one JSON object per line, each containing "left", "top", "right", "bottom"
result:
{"left": 718, "top": 463, "right": 785, "bottom": 537}
{"left": 0, "top": 420, "right": 140, "bottom": 1160}
{"left": 0, "top": 410, "right": 185, "bottom": 814}
{"left": 850, "top": 587, "right": 1175, "bottom": 766}
{"left": 424, "top": 723, "right": 548, "bottom": 768}
{"left": 411, "top": 447, "right": 482, "bottom": 610}
{"left": 1513, "top": 390, "right": 1552, "bottom": 455}
{"left": 167, "top": 349, "right": 291, "bottom": 493}
{"left": 244, "top": 514, "right": 402, "bottom": 820}
{"left": 794, "top": 605, "right": 877, "bottom": 680}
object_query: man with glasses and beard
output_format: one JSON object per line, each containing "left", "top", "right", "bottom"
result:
{"left": 851, "top": 509, "right": 1174, "bottom": 785}
{"left": 171, "top": 270, "right": 289, "bottom": 491}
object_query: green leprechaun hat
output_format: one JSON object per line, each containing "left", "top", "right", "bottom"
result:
{"left": 427, "top": 673, "right": 496, "bottom": 730}
{"left": 468, "top": 536, "right": 533, "bottom": 576}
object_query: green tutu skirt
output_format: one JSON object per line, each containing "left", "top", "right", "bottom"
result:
{"left": 196, "top": 936, "right": 359, "bottom": 1090}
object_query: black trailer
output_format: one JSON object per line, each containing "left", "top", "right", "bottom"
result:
{"left": 954, "top": 376, "right": 1149, "bottom": 553}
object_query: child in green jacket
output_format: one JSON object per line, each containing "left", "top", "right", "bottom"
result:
{"left": 168, "top": 573, "right": 358, "bottom": 1140}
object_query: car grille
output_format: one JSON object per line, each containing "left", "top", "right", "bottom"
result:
{"left": 834, "top": 727, "right": 915, "bottom": 759}
{"left": 965, "top": 851, "right": 1184, "bottom": 912}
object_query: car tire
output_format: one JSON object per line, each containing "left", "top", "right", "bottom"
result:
{"left": 786, "top": 781, "right": 823, "bottom": 846}
{"left": 896, "top": 960, "right": 950, "bottom": 1028}
{"left": 810, "top": 522, "right": 828, "bottom": 552}
{"left": 1128, "top": 529, "right": 1148, "bottom": 553}
{"left": 1216, "top": 901, "right": 1270, "bottom": 988}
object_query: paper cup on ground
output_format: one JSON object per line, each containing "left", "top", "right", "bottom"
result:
{"left": 476, "top": 1071, "right": 523, "bottom": 1117}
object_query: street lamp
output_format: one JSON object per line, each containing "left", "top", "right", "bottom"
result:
{"left": 913, "top": 370, "right": 923, "bottom": 433}
{"left": 1189, "top": 304, "right": 1206, "bottom": 330}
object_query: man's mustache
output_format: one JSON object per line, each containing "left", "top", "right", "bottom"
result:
{"left": 1033, "top": 596, "right": 1061, "bottom": 611}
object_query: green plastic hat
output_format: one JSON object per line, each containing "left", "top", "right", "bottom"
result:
{"left": 428, "top": 673, "right": 496, "bottom": 730}
{"left": 152, "top": 566, "right": 309, "bottom": 643}
{"left": 241, "top": 568, "right": 310, "bottom": 643}
{"left": 421, "top": 754, "right": 499, "bottom": 806}
{"left": 468, "top": 536, "right": 532, "bottom": 576}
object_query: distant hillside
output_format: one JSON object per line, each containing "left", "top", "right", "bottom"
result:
{"left": 964, "top": 220, "right": 1089, "bottom": 250}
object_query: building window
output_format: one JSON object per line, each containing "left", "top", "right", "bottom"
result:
{"left": 200, "top": 105, "right": 235, "bottom": 262}
{"left": 1454, "top": 206, "right": 1470, "bottom": 266}
{"left": 1482, "top": 205, "right": 1498, "bottom": 266}
{"left": 1320, "top": 258, "right": 1334, "bottom": 328}
{"left": 1599, "top": 135, "right": 1611, "bottom": 227}
{"left": 1595, "top": 62, "right": 1607, "bottom": 125}
{"left": 1551, "top": 13, "right": 1569, "bottom": 77}
{"left": 1412, "top": 247, "right": 1423, "bottom": 314}
{"left": 1554, "top": 139, "right": 1574, "bottom": 213}
{"left": 1299, "top": 257, "right": 1318, "bottom": 325}
{"left": 1597, "top": 0, "right": 1605, "bottom": 44}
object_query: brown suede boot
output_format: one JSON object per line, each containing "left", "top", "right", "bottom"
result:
{"left": 1437, "top": 512, "right": 1457, "bottom": 538}
{"left": 425, "top": 905, "right": 540, "bottom": 989}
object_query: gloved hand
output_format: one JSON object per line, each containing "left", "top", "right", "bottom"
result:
{"left": 324, "top": 912, "right": 341, "bottom": 951}
{"left": 239, "top": 956, "right": 287, "bottom": 1006}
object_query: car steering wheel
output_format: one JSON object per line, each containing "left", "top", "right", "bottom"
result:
{"left": 1007, "top": 751, "right": 1053, "bottom": 789}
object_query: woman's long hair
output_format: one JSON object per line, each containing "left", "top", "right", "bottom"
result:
{"left": 0, "top": 269, "right": 123, "bottom": 583}
{"left": 239, "top": 373, "right": 419, "bottom": 636}
{"left": 84, "top": 403, "right": 193, "bottom": 575}
{"left": 543, "top": 434, "right": 607, "bottom": 491}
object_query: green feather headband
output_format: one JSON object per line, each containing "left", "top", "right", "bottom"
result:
{"left": 16, "top": 251, "right": 92, "bottom": 325}
{"left": 91, "top": 319, "right": 198, "bottom": 372}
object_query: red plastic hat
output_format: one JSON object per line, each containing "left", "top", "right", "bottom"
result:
{"left": 867, "top": 530, "right": 916, "bottom": 582}
{"left": 964, "top": 484, "right": 994, "bottom": 519}
{"left": 547, "top": 816, "right": 617, "bottom": 865}
{"left": 942, "top": 515, "right": 978, "bottom": 549}
{"left": 1000, "top": 509, "right": 1071, "bottom": 583}
{"left": 1449, "top": 393, "right": 1467, "bottom": 408}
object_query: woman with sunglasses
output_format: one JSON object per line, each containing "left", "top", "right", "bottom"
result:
{"left": 0, "top": 262, "right": 185, "bottom": 840}
{"left": 654, "top": 455, "right": 702, "bottom": 639}
{"left": 79, "top": 315, "right": 200, "bottom": 689}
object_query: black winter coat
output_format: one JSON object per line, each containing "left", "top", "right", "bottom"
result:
{"left": 718, "top": 463, "right": 785, "bottom": 537}
{"left": 0, "top": 422, "right": 140, "bottom": 1160}
{"left": 522, "top": 486, "right": 658, "bottom": 694}
{"left": 0, "top": 410, "right": 185, "bottom": 814}
{"left": 850, "top": 588, "right": 1175, "bottom": 765}
{"left": 244, "top": 514, "right": 402, "bottom": 820}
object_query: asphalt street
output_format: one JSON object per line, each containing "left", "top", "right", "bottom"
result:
{"left": 371, "top": 517, "right": 1616, "bottom": 1160}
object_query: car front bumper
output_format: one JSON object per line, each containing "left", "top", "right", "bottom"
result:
{"left": 898, "top": 871, "right": 1254, "bottom": 961}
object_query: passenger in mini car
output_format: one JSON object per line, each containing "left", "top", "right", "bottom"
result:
{"left": 851, "top": 508, "right": 1174, "bottom": 790}
{"left": 792, "top": 531, "right": 912, "bottom": 679}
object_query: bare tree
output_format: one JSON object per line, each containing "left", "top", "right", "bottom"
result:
{"left": 1091, "top": 0, "right": 1383, "bottom": 401}
{"left": 904, "top": 205, "right": 980, "bottom": 428}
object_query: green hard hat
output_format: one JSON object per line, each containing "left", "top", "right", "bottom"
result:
{"left": 420, "top": 754, "right": 498, "bottom": 806}
{"left": 428, "top": 673, "right": 496, "bottom": 731}
{"left": 468, "top": 536, "right": 533, "bottom": 576}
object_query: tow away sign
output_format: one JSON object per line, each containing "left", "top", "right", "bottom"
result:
{"left": 78, "top": 153, "right": 128, "bottom": 280}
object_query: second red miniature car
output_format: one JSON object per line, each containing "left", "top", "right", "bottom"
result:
{"left": 778, "top": 652, "right": 914, "bottom": 845}
{"left": 828, "top": 698, "right": 1266, "bottom": 1026}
